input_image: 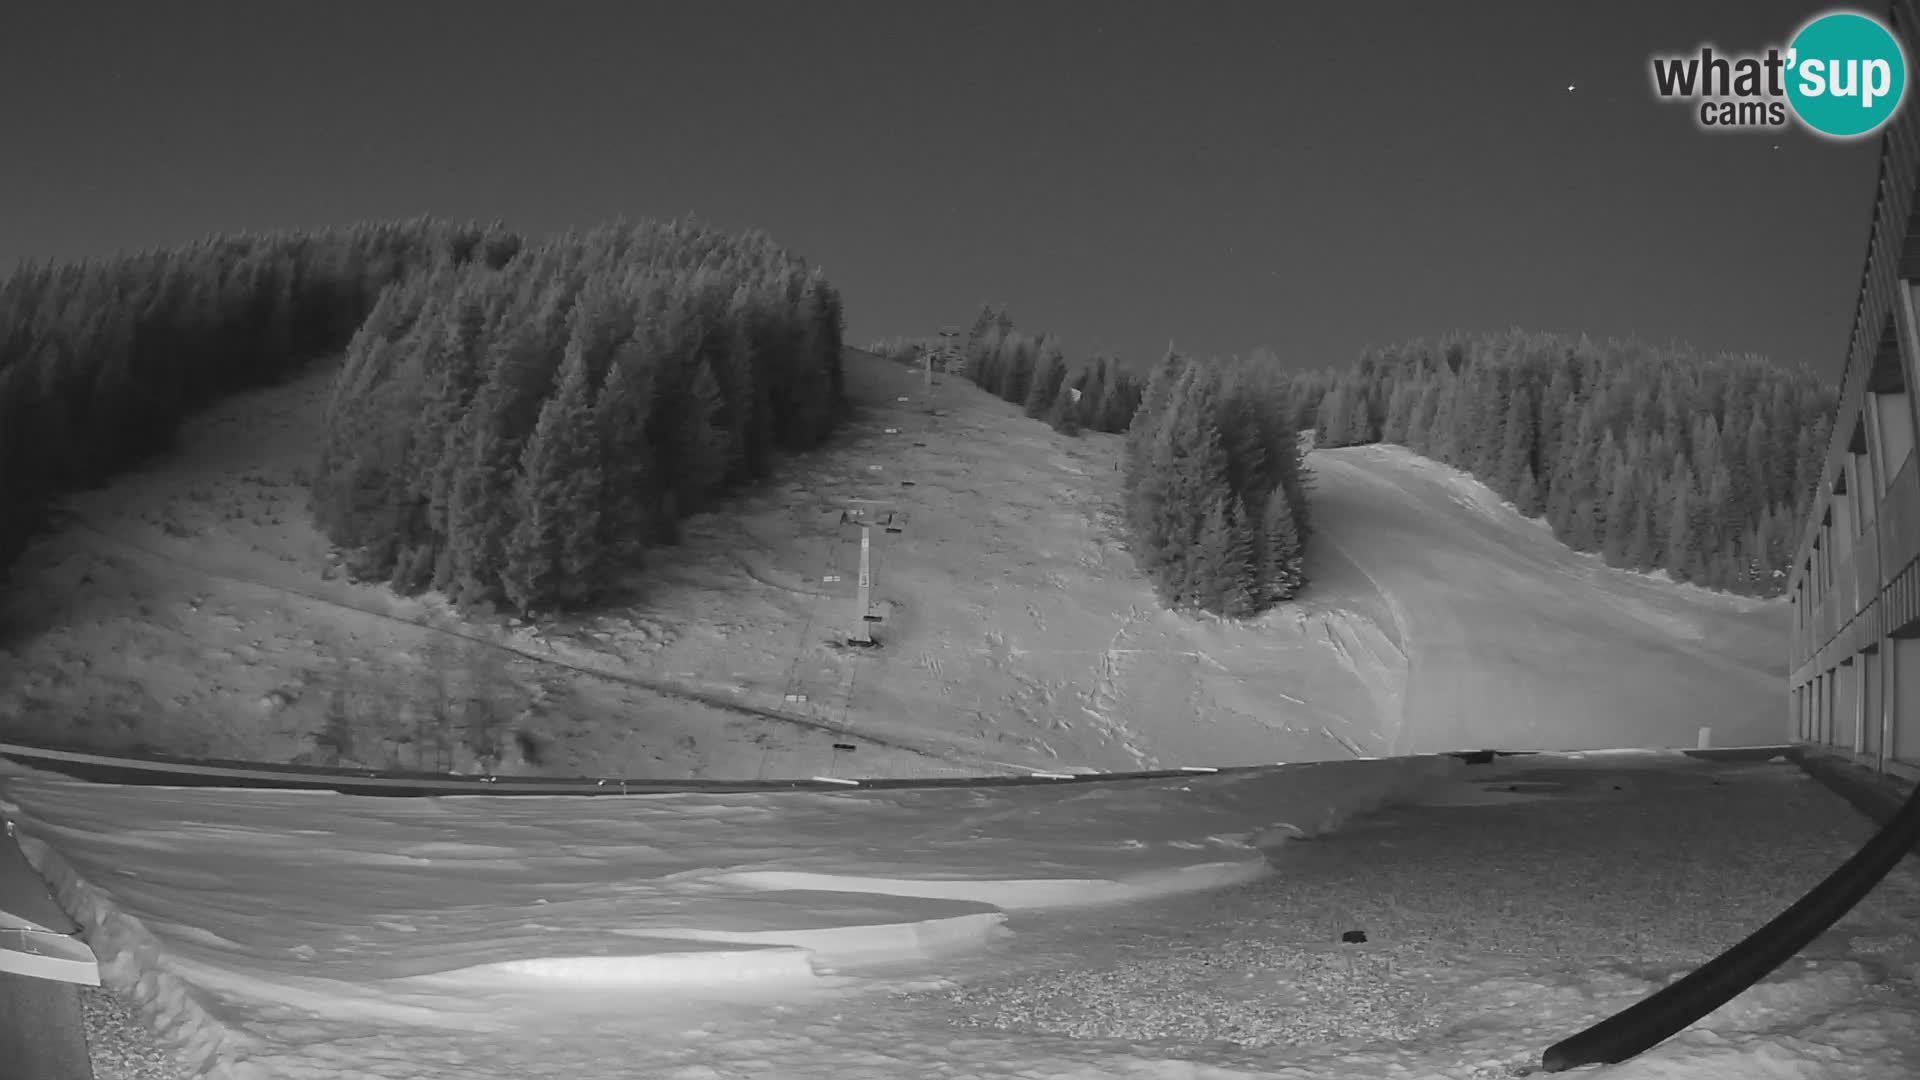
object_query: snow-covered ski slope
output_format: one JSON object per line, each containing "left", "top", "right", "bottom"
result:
{"left": 0, "top": 351, "right": 1839, "bottom": 1078}
{"left": 1307, "top": 444, "right": 1785, "bottom": 757}
{"left": 0, "top": 349, "right": 1789, "bottom": 779}
{"left": 9, "top": 749, "right": 1920, "bottom": 1079}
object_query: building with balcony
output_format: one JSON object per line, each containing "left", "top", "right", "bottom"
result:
{"left": 1788, "top": 0, "right": 1920, "bottom": 788}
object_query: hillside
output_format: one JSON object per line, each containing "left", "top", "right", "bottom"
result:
{"left": 0, "top": 348, "right": 1788, "bottom": 778}
{"left": 1311, "top": 445, "right": 1784, "bottom": 754}
{"left": 1293, "top": 331, "right": 1835, "bottom": 595}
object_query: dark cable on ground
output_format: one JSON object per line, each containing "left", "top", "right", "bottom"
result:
{"left": 1540, "top": 768, "right": 1920, "bottom": 1071}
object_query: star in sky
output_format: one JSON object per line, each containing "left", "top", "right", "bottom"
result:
{"left": 1566, "top": 83, "right": 1576, "bottom": 92}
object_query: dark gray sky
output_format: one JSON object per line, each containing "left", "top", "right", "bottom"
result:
{"left": 0, "top": 1, "right": 1888, "bottom": 377}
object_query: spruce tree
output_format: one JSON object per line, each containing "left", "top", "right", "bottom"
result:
{"left": 1026, "top": 345, "right": 1068, "bottom": 418}
{"left": 1188, "top": 495, "right": 1259, "bottom": 615}
{"left": 1317, "top": 384, "right": 1350, "bottom": 446}
{"left": 1663, "top": 462, "right": 1699, "bottom": 577}
{"left": 1405, "top": 376, "right": 1438, "bottom": 455}
{"left": 1047, "top": 379, "right": 1083, "bottom": 435}
{"left": 1222, "top": 503, "right": 1261, "bottom": 616}
{"left": 974, "top": 324, "right": 1006, "bottom": 396}
{"left": 964, "top": 302, "right": 998, "bottom": 358}
{"left": 502, "top": 339, "right": 604, "bottom": 612}
{"left": 1469, "top": 366, "right": 1511, "bottom": 477}
{"left": 1601, "top": 462, "right": 1636, "bottom": 565}
{"left": 1514, "top": 467, "right": 1543, "bottom": 517}
{"left": 1186, "top": 497, "right": 1236, "bottom": 612}
{"left": 424, "top": 288, "right": 494, "bottom": 533}
{"left": 1626, "top": 499, "right": 1658, "bottom": 571}
{"left": 1496, "top": 384, "right": 1536, "bottom": 496}
{"left": 670, "top": 354, "right": 734, "bottom": 516}
{"left": 1342, "top": 381, "right": 1374, "bottom": 444}
{"left": 593, "top": 335, "right": 658, "bottom": 565}
{"left": 1429, "top": 376, "right": 1461, "bottom": 464}
{"left": 1003, "top": 337, "right": 1037, "bottom": 404}
{"left": 1215, "top": 378, "right": 1270, "bottom": 509}
{"left": 1259, "top": 483, "right": 1305, "bottom": 601}
{"left": 1076, "top": 358, "right": 1108, "bottom": 429}
{"left": 1127, "top": 401, "right": 1191, "bottom": 584}
{"left": 1381, "top": 381, "right": 1415, "bottom": 445}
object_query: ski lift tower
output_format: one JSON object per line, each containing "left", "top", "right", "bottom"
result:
{"left": 839, "top": 498, "right": 899, "bottom": 646}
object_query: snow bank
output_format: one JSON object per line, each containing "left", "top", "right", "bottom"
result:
{"left": 0, "top": 753, "right": 1460, "bottom": 1079}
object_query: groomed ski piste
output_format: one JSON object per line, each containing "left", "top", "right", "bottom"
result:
{"left": 5, "top": 744, "right": 1920, "bottom": 1080}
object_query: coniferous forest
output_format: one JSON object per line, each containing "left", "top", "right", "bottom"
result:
{"left": 1, "top": 223, "right": 1834, "bottom": 626}
{"left": 876, "top": 313, "right": 1314, "bottom": 619}
{"left": 1122, "top": 349, "right": 1313, "bottom": 617}
{"left": 0, "top": 217, "right": 847, "bottom": 618}
{"left": 0, "top": 218, "right": 515, "bottom": 580}
{"left": 313, "top": 219, "right": 846, "bottom": 614}
{"left": 956, "top": 304, "right": 1145, "bottom": 435}
{"left": 870, "top": 303, "right": 1145, "bottom": 437}
{"left": 1287, "top": 330, "right": 1835, "bottom": 596}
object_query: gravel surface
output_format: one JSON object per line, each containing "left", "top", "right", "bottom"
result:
{"left": 913, "top": 757, "right": 1920, "bottom": 1068}
{"left": 82, "top": 984, "right": 189, "bottom": 1080}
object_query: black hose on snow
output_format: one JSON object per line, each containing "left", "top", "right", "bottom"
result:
{"left": 1540, "top": 765, "right": 1920, "bottom": 1071}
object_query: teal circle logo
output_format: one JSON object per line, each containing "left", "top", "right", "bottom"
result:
{"left": 1786, "top": 11, "right": 1908, "bottom": 138}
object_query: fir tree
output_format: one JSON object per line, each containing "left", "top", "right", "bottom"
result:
{"left": 1076, "top": 357, "right": 1109, "bottom": 429}
{"left": 1317, "top": 383, "right": 1351, "bottom": 446}
{"left": 1003, "top": 337, "right": 1037, "bottom": 404}
{"left": 502, "top": 339, "right": 604, "bottom": 611}
{"left": 593, "top": 335, "right": 658, "bottom": 565}
{"left": 1259, "top": 482, "right": 1306, "bottom": 601}
{"left": 1026, "top": 344, "right": 1068, "bottom": 418}
{"left": 1405, "top": 376, "right": 1439, "bottom": 455}
{"left": 1047, "top": 378, "right": 1083, "bottom": 435}
{"left": 1664, "top": 462, "right": 1699, "bottom": 577}
{"left": 1514, "top": 467, "right": 1543, "bottom": 517}
{"left": 1381, "top": 381, "right": 1416, "bottom": 445}
{"left": 1189, "top": 495, "right": 1259, "bottom": 616}
{"left": 1601, "top": 461, "right": 1636, "bottom": 565}
{"left": 1342, "top": 380, "right": 1374, "bottom": 444}
{"left": 1626, "top": 498, "right": 1659, "bottom": 571}
{"left": 1496, "top": 384, "right": 1536, "bottom": 496}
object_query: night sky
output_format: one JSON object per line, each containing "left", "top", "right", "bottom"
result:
{"left": 0, "top": 1, "right": 1889, "bottom": 378}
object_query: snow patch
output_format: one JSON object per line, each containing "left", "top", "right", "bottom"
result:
{"left": 623, "top": 911, "right": 1012, "bottom": 970}
{"left": 421, "top": 946, "right": 823, "bottom": 989}
{"left": 699, "top": 860, "right": 1272, "bottom": 911}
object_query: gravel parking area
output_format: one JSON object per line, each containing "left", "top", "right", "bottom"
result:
{"left": 919, "top": 757, "right": 1920, "bottom": 1070}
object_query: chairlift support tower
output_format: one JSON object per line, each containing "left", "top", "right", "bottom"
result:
{"left": 840, "top": 498, "right": 898, "bottom": 646}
